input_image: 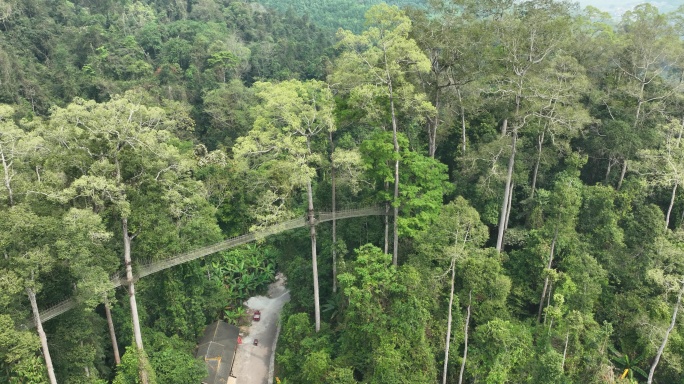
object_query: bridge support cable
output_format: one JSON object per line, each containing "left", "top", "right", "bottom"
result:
{"left": 31, "top": 207, "right": 386, "bottom": 326}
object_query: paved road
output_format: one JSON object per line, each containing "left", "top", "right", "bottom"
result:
{"left": 233, "top": 274, "right": 290, "bottom": 384}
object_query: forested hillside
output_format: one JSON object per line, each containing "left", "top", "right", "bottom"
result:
{"left": 2, "top": 0, "right": 684, "bottom": 383}
{"left": 252, "top": 0, "right": 426, "bottom": 32}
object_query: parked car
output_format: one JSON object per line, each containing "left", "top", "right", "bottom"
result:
{"left": 253, "top": 310, "right": 261, "bottom": 321}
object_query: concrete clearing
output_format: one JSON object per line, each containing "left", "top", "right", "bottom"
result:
{"left": 233, "top": 273, "right": 290, "bottom": 384}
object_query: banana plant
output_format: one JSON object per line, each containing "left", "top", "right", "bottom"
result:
{"left": 223, "top": 306, "right": 247, "bottom": 325}
{"left": 321, "top": 296, "right": 341, "bottom": 322}
{"left": 609, "top": 346, "right": 647, "bottom": 380}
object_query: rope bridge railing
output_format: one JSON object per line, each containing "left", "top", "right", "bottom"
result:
{"left": 33, "top": 206, "right": 386, "bottom": 326}
{"left": 317, "top": 206, "right": 386, "bottom": 223}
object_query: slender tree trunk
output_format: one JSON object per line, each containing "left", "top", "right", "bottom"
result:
{"left": 27, "top": 287, "right": 57, "bottom": 384}
{"left": 442, "top": 258, "right": 456, "bottom": 384}
{"left": 306, "top": 181, "right": 321, "bottom": 332}
{"left": 458, "top": 290, "right": 472, "bottom": 384}
{"left": 123, "top": 218, "right": 144, "bottom": 352}
{"left": 330, "top": 131, "right": 338, "bottom": 293}
{"left": 605, "top": 157, "right": 614, "bottom": 185}
{"left": 617, "top": 158, "right": 627, "bottom": 190}
{"left": 104, "top": 297, "right": 121, "bottom": 365}
{"left": 384, "top": 182, "right": 389, "bottom": 255}
{"left": 665, "top": 182, "right": 677, "bottom": 231}
{"left": 389, "top": 86, "right": 400, "bottom": 267}
{"left": 530, "top": 131, "right": 545, "bottom": 199}
{"left": 82, "top": 341, "right": 90, "bottom": 377}
{"left": 496, "top": 121, "right": 515, "bottom": 253}
{"left": 647, "top": 278, "right": 684, "bottom": 384}
{"left": 429, "top": 91, "right": 439, "bottom": 158}
{"left": 123, "top": 219, "right": 149, "bottom": 384}
{"left": 504, "top": 182, "right": 514, "bottom": 232}
{"left": 635, "top": 82, "right": 645, "bottom": 129}
{"left": 115, "top": 157, "right": 147, "bottom": 382}
{"left": 458, "top": 89, "right": 467, "bottom": 155}
{"left": 538, "top": 225, "right": 559, "bottom": 322}
{"left": 545, "top": 281, "right": 553, "bottom": 326}
{"left": 1, "top": 151, "right": 13, "bottom": 206}
{"left": 561, "top": 331, "right": 569, "bottom": 370}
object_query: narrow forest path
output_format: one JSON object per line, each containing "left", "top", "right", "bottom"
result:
{"left": 233, "top": 273, "right": 290, "bottom": 384}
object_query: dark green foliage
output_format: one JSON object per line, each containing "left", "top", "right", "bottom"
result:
{"left": 335, "top": 244, "right": 436, "bottom": 382}
{"left": 0, "top": 0, "right": 331, "bottom": 115}
{"left": 147, "top": 332, "right": 207, "bottom": 384}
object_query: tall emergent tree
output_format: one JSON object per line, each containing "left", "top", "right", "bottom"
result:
{"left": 416, "top": 197, "right": 488, "bottom": 384}
{"left": 2, "top": 206, "right": 59, "bottom": 384}
{"left": 486, "top": 0, "right": 577, "bottom": 251}
{"left": 409, "top": 0, "right": 492, "bottom": 157}
{"left": 331, "top": 3, "right": 434, "bottom": 265}
{"left": 233, "top": 79, "right": 335, "bottom": 332}
{"left": 597, "top": 4, "right": 683, "bottom": 188}
{"left": 50, "top": 91, "right": 200, "bottom": 382}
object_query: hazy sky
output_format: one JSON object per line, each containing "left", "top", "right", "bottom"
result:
{"left": 574, "top": 0, "right": 680, "bottom": 17}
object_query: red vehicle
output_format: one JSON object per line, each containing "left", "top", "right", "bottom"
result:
{"left": 253, "top": 310, "right": 261, "bottom": 321}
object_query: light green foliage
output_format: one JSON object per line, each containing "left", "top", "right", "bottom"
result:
{"left": 324, "top": 367, "right": 357, "bottom": 384}
{"left": 234, "top": 79, "right": 335, "bottom": 228}
{"left": 360, "top": 131, "right": 452, "bottom": 236}
{"left": 468, "top": 319, "right": 533, "bottom": 384}
{"left": 0, "top": 105, "right": 46, "bottom": 207}
{"left": 276, "top": 313, "right": 334, "bottom": 383}
{"left": 531, "top": 348, "right": 566, "bottom": 384}
{"left": 331, "top": 147, "right": 365, "bottom": 195}
{"left": 416, "top": 196, "right": 489, "bottom": 257}
{"left": 637, "top": 120, "right": 684, "bottom": 188}
{"left": 616, "top": 5, "right": 683, "bottom": 128}
{"left": 302, "top": 350, "right": 332, "bottom": 383}
{"left": 0, "top": 315, "right": 45, "bottom": 383}
{"left": 49, "top": 89, "right": 208, "bottom": 236}
{"left": 112, "top": 346, "right": 157, "bottom": 384}
{"left": 458, "top": 249, "right": 512, "bottom": 323}
{"left": 211, "top": 244, "right": 277, "bottom": 304}
{"left": 206, "top": 50, "right": 238, "bottom": 83}
{"left": 56, "top": 208, "right": 116, "bottom": 307}
{"left": 332, "top": 4, "right": 434, "bottom": 127}
{"left": 399, "top": 149, "right": 453, "bottom": 237}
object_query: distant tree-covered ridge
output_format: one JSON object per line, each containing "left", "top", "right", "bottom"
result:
{"left": 253, "top": 0, "right": 427, "bottom": 32}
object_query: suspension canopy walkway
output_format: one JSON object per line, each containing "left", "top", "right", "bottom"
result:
{"left": 34, "top": 206, "right": 386, "bottom": 325}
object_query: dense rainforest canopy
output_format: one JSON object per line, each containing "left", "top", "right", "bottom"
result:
{"left": 2, "top": 0, "right": 684, "bottom": 383}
